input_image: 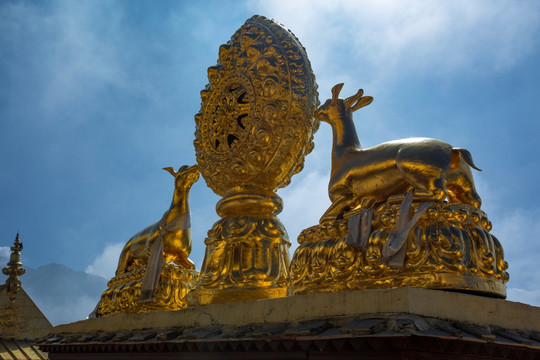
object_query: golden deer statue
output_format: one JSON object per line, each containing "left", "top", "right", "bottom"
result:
{"left": 115, "top": 164, "right": 199, "bottom": 277}
{"left": 316, "top": 83, "right": 482, "bottom": 223}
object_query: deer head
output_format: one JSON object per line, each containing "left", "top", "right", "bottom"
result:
{"left": 314, "top": 83, "right": 373, "bottom": 124}
{"left": 163, "top": 164, "right": 200, "bottom": 190}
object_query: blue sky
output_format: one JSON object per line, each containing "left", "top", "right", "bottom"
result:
{"left": 1, "top": 0, "right": 539, "bottom": 310}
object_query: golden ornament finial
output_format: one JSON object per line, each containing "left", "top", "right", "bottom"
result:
{"left": 2, "top": 233, "right": 26, "bottom": 303}
{"left": 190, "top": 15, "right": 319, "bottom": 305}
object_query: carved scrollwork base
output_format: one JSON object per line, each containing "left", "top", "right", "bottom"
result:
{"left": 289, "top": 202, "right": 509, "bottom": 297}
{"left": 95, "top": 264, "right": 199, "bottom": 316}
{"left": 188, "top": 202, "right": 290, "bottom": 305}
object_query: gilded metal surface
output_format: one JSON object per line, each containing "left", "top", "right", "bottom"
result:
{"left": 190, "top": 15, "right": 318, "bottom": 304}
{"left": 2, "top": 233, "right": 25, "bottom": 303}
{"left": 1, "top": 234, "right": 27, "bottom": 333}
{"left": 316, "top": 83, "right": 482, "bottom": 223}
{"left": 289, "top": 83, "right": 507, "bottom": 297}
{"left": 96, "top": 264, "right": 198, "bottom": 315}
{"left": 190, "top": 192, "right": 292, "bottom": 305}
{"left": 189, "top": 193, "right": 291, "bottom": 304}
{"left": 194, "top": 15, "right": 319, "bottom": 195}
{"left": 97, "top": 165, "right": 199, "bottom": 315}
{"left": 115, "top": 165, "right": 199, "bottom": 276}
{"left": 0, "top": 305, "right": 22, "bottom": 333}
{"left": 289, "top": 201, "right": 509, "bottom": 297}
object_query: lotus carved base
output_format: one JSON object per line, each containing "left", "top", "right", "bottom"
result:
{"left": 96, "top": 264, "right": 198, "bottom": 316}
{"left": 289, "top": 202, "right": 509, "bottom": 297}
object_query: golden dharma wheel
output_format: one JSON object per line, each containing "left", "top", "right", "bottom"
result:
{"left": 194, "top": 15, "right": 319, "bottom": 196}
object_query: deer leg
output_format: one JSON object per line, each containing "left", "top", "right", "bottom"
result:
{"left": 175, "top": 257, "right": 195, "bottom": 270}
{"left": 115, "top": 224, "right": 159, "bottom": 276}
{"left": 320, "top": 195, "right": 356, "bottom": 224}
{"left": 412, "top": 186, "right": 446, "bottom": 203}
{"left": 396, "top": 165, "right": 448, "bottom": 203}
{"left": 164, "top": 245, "right": 195, "bottom": 270}
{"left": 394, "top": 160, "right": 448, "bottom": 203}
{"left": 115, "top": 242, "right": 133, "bottom": 277}
{"left": 396, "top": 147, "right": 451, "bottom": 204}
{"left": 447, "top": 156, "right": 482, "bottom": 208}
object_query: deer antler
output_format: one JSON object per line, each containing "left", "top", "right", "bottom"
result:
{"left": 163, "top": 167, "right": 177, "bottom": 176}
{"left": 350, "top": 95, "right": 373, "bottom": 112}
{"left": 344, "top": 89, "right": 364, "bottom": 108}
{"left": 344, "top": 89, "right": 373, "bottom": 112}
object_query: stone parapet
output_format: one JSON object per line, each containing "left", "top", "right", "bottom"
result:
{"left": 52, "top": 287, "right": 539, "bottom": 334}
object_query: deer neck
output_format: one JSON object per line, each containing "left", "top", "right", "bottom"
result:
{"left": 166, "top": 187, "right": 190, "bottom": 221}
{"left": 330, "top": 111, "right": 361, "bottom": 173}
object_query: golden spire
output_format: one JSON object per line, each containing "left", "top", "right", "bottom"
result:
{"left": 2, "top": 233, "right": 25, "bottom": 303}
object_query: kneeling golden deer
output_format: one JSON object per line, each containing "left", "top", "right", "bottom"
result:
{"left": 316, "top": 83, "right": 481, "bottom": 223}
{"left": 115, "top": 164, "right": 199, "bottom": 276}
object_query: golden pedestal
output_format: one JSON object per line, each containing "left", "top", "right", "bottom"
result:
{"left": 96, "top": 264, "right": 198, "bottom": 316}
{"left": 289, "top": 201, "right": 509, "bottom": 297}
{"left": 192, "top": 16, "right": 319, "bottom": 304}
{"left": 189, "top": 193, "right": 290, "bottom": 305}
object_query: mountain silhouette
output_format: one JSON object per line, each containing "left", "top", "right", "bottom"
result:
{"left": 0, "top": 257, "right": 108, "bottom": 326}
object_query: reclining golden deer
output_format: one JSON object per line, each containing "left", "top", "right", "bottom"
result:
{"left": 115, "top": 164, "right": 199, "bottom": 276}
{"left": 316, "top": 83, "right": 482, "bottom": 223}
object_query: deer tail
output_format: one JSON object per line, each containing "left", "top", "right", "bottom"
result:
{"left": 453, "top": 148, "right": 482, "bottom": 171}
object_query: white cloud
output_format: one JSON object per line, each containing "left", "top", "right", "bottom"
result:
{"left": 0, "top": 246, "right": 10, "bottom": 259}
{"left": 85, "top": 242, "right": 123, "bottom": 280}
{"left": 37, "top": 2, "right": 127, "bottom": 112}
{"left": 279, "top": 170, "right": 331, "bottom": 253}
{"left": 252, "top": 0, "right": 540, "bottom": 82}
{"left": 0, "top": 1, "right": 162, "bottom": 118}
{"left": 507, "top": 287, "right": 540, "bottom": 307}
{"left": 40, "top": 295, "right": 100, "bottom": 326}
{"left": 487, "top": 208, "right": 540, "bottom": 291}
{"left": 437, "top": 174, "right": 540, "bottom": 305}
{"left": 474, "top": 174, "right": 540, "bottom": 305}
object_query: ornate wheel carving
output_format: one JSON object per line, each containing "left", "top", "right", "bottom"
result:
{"left": 190, "top": 16, "right": 318, "bottom": 305}
{"left": 194, "top": 15, "right": 319, "bottom": 196}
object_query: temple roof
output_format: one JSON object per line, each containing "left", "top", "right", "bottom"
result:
{"left": 0, "top": 338, "right": 46, "bottom": 360}
{"left": 0, "top": 285, "right": 53, "bottom": 340}
{"left": 1, "top": 234, "right": 51, "bottom": 359}
{"left": 37, "top": 288, "right": 540, "bottom": 359}
{"left": 37, "top": 313, "right": 540, "bottom": 359}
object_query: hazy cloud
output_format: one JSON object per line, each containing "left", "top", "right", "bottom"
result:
{"left": 488, "top": 208, "right": 540, "bottom": 290}
{"left": 475, "top": 173, "right": 540, "bottom": 298}
{"left": 1, "top": 1, "right": 121, "bottom": 112}
{"left": 253, "top": 0, "right": 540, "bottom": 80}
{"left": 0, "top": 247, "right": 9, "bottom": 259}
{"left": 85, "top": 242, "right": 123, "bottom": 280}
{"left": 507, "top": 287, "right": 540, "bottom": 307}
{"left": 40, "top": 294, "right": 99, "bottom": 326}
{"left": 40, "top": 3, "right": 126, "bottom": 110}
{"left": 280, "top": 170, "right": 331, "bottom": 253}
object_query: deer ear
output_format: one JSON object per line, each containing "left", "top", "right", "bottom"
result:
{"left": 331, "top": 83, "right": 344, "bottom": 104}
{"left": 162, "top": 167, "right": 176, "bottom": 176}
